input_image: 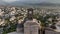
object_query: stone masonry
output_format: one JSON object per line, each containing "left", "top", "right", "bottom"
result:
{"left": 24, "top": 19, "right": 40, "bottom": 34}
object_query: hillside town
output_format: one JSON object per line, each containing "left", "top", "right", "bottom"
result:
{"left": 0, "top": 6, "right": 60, "bottom": 34}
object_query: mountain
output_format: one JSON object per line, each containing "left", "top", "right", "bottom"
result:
{"left": 8, "top": 1, "right": 60, "bottom": 6}
{"left": 0, "top": 1, "right": 9, "bottom": 6}
{"left": 0, "top": 1, "right": 60, "bottom": 7}
{"left": 22, "top": 2, "right": 60, "bottom": 6}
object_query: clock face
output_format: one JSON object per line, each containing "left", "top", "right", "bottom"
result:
{"left": 29, "top": 11, "right": 32, "bottom": 14}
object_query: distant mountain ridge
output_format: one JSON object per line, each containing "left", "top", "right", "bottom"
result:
{"left": 23, "top": 2, "right": 60, "bottom": 6}
{"left": 7, "top": 2, "right": 60, "bottom": 6}
{"left": 0, "top": 1, "right": 60, "bottom": 6}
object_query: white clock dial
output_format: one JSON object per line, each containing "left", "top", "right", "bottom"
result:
{"left": 29, "top": 11, "right": 32, "bottom": 14}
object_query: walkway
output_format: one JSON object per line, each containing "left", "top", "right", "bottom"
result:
{"left": 8, "top": 32, "right": 23, "bottom": 34}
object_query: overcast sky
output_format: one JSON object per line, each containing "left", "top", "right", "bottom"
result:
{"left": 1, "top": 0, "right": 60, "bottom": 4}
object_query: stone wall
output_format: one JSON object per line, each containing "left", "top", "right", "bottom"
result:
{"left": 45, "top": 30, "right": 60, "bottom": 34}
{"left": 24, "top": 20, "right": 40, "bottom": 34}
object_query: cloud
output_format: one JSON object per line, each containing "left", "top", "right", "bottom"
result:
{"left": 2, "top": 0, "right": 45, "bottom": 3}
{"left": 46, "top": 0, "right": 60, "bottom": 3}
{"left": 2, "top": 0, "right": 19, "bottom": 3}
{"left": 1, "top": 0, "right": 60, "bottom": 4}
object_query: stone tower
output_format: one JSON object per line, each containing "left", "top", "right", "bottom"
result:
{"left": 27, "top": 8, "right": 33, "bottom": 20}
{"left": 24, "top": 8, "right": 40, "bottom": 34}
{"left": 16, "top": 8, "right": 40, "bottom": 34}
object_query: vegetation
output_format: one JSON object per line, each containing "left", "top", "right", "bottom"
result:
{"left": 0, "top": 9, "right": 59, "bottom": 34}
{"left": 33, "top": 13, "right": 59, "bottom": 34}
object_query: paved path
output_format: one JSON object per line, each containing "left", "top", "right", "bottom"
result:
{"left": 8, "top": 32, "right": 23, "bottom": 34}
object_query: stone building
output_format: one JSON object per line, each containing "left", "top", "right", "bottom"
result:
{"left": 16, "top": 8, "right": 41, "bottom": 34}
{"left": 24, "top": 19, "right": 40, "bottom": 34}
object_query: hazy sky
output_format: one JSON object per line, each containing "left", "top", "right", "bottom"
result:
{"left": 1, "top": 0, "right": 60, "bottom": 4}
{"left": 2, "top": 0, "right": 19, "bottom": 2}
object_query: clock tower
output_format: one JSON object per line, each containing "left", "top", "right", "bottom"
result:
{"left": 27, "top": 8, "right": 33, "bottom": 20}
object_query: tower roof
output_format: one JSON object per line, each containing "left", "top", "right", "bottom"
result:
{"left": 27, "top": 8, "right": 33, "bottom": 11}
